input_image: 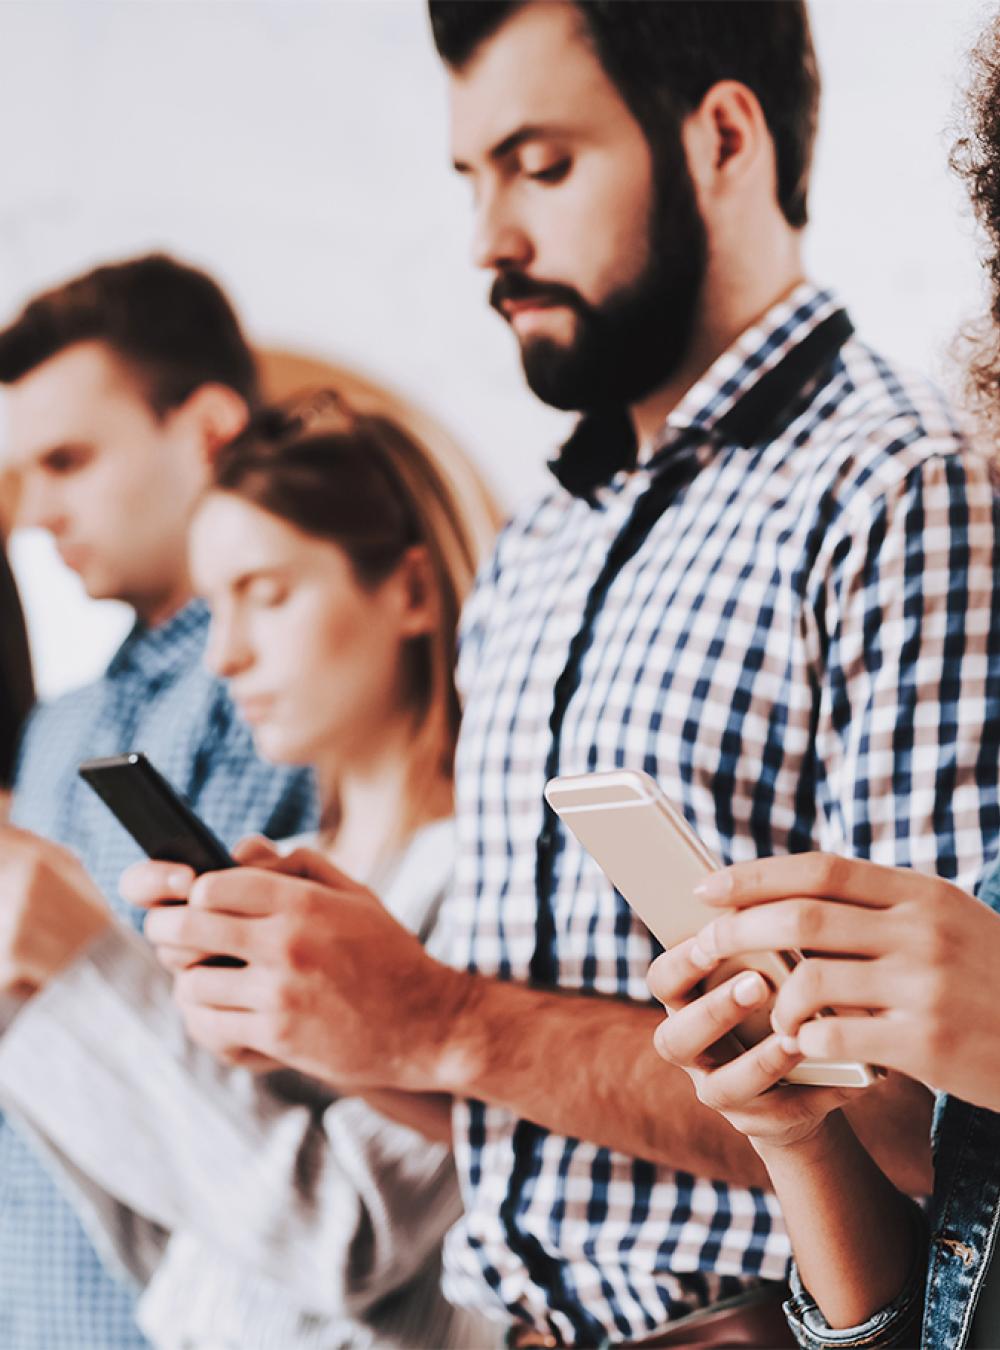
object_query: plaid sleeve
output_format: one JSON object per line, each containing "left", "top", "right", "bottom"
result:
{"left": 813, "top": 448, "right": 1000, "bottom": 891}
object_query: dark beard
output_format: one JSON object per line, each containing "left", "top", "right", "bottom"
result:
{"left": 490, "top": 161, "right": 707, "bottom": 412}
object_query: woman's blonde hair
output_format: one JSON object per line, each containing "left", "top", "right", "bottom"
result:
{"left": 211, "top": 388, "right": 499, "bottom": 823}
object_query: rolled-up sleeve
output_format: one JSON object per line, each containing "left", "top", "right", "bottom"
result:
{"left": 783, "top": 1217, "right": 928, "bottom": 1350}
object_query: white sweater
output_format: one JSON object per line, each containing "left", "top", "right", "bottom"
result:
{"left": 0, "top": 820, "right": 493, "bottom": 1349}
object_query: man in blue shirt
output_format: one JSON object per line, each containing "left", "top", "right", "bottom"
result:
{"left": 0, "top": 254, "right": 316, "bottom": 1347}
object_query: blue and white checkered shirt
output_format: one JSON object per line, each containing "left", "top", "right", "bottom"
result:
{"left": 1, "top": 599, "right": 317, "bottom": 1349}
{"left": 440, "top": 283, "right": 1000, "bottom": 1344}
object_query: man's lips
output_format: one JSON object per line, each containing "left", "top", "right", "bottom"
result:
{"left": 501, "top": 298, "right": 573, "bottom": 335}
{"left": 501, "top": 296, "right": 562, "bottom": 318}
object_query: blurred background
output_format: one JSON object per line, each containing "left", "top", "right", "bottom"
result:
{"left": 0, "top": 0, "right": 993, "bottom": 698}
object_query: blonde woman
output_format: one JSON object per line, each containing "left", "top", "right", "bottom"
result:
{"left": 0, "top": 392, "right": 499, "bottom": 1349}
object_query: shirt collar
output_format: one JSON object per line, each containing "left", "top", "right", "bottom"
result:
{"left": 106, "top": 598, "right": 210, "bottom": 685}
{"left": 548, "top": 282, "right": 854, "bottom": 502}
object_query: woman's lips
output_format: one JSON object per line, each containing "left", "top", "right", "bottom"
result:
{"left": 235, "top": 695, "right": 274, "bottom": 725}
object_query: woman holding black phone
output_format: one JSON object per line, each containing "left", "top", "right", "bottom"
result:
{"left": 0, "top": 389, "right": 499, "bottom": 1350}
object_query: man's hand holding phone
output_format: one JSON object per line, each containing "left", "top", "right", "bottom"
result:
{"left": 121, "top": 840, "right": 469, "bottom": 1091}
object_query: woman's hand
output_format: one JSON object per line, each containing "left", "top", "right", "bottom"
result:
{"left": 692, "top": 853, "right": 1000, "bottom": 1112}
{"left": 647, "top": 937, "right": 854, "bottom": 1154}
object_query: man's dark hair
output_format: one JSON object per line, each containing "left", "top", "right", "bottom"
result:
{"left": 0, "top": 253, "right": 260, "bottom": 415}
{"left": 428, "top": 0, "right": 820, "bottom": 229}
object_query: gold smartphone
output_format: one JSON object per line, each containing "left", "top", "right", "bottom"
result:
{"left": 544, "top": 768, "right": 878, "bottom": 1089}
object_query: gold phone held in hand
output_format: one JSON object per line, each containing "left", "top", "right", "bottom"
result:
{"left": 544, "top": 768, "right": 878, "bottom": 1089}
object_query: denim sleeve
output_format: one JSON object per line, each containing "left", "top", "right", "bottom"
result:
{"left": 977, "top": 854, "right": 1000, "bottom": 914}
{"left": 783, "top": 1209, "right": 928, "bottom": 1349}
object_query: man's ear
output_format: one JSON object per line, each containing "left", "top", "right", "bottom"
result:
{"left": 394, "top": 545, "right": 438, "bottom": 639}
{"left": 176, "top": 384, "right": 250, "bottom": 465}
{"left": 682, "top": 79, "right": 772, "bottom": 206}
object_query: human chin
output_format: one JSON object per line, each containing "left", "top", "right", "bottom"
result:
{"left": 522, "top": 260, "right": 700, "bottom": 412}
{"left": 248, "top": 718, "right": 315, "bottom": 768}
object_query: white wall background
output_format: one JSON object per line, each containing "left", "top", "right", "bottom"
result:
{"left": 0, "top": 0, "right": 995, "bottom": 698}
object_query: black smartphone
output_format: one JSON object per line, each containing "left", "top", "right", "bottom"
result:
{"left": 78, "top": 752, "right": 243, "bottom": 967}
{"left": 78, "top": 752, "right": 236, "bottom": 873}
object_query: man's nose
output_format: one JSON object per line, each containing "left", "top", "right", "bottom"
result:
{"left": 471, "top": 192, "right": 534, "bottom": 273}
{"left": 15, "top": 477, "right": 65, "bottom": 536}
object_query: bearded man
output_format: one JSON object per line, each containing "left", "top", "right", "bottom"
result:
{"left": 112, "top": 5, "right": 1000, "bottom": 1347}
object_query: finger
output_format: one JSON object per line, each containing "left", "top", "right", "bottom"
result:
{"left": 120, "top": 860, "right": 196, "bottom": 908}
{"left": 693, "top": 1033, "right": 810, "bottom": 1111}
{"left": 231, "top": 836, "right": 279, "bottom": 865}
{"left": 652, "top": 969, "right": 770, "bottom": 1068}
{"left": 144, "top": 906, "right": 258, "bottom": 961}
{"left": 693, "top": 900, "right": 892, "bottom": 966}
{"left": 187, "top": 867, "right": 316, "bottom": 917}
{"left": 150, "top": 943, "right": 213, "bottom": 974}
{"left": 256, "top": 845, "right": 359, "bottom": 889}
{"left": 175, "top": 964, "right": 266, "bottom": 1012}
{"left": 647, "top": 938, "right": 719, "bottom": 1009}
{"left": 178, "top": 1004, "right": 275, "bottom": 1060}
{"left": 796, "top": 1013, "right": 900, "bottom": 1071}
{"left": 771, "top": 959, "right": 889, "bottom": 1035}
{"left": 225, "top": 1048, "right": 286, "bottom": 1074}
{"left": 695, "top": 854, "right": 935, "bottom": 911}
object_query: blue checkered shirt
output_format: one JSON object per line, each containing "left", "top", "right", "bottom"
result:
{"left": 440, "top": 283, "right": 1000, "bottom": 1344}
{"left": 1, "top": 599, "right": 317, "bottom": 1349}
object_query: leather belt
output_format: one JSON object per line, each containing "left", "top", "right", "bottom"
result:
{"left": 507, "top": 1286, "right": 797, "bottom": 1349}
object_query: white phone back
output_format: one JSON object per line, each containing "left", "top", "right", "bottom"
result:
{"left": 545, "top": 769, "right": 877, "bottom": 1089}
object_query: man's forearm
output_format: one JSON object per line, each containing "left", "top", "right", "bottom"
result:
{"left": 419, "top": 969, "right": 932, "bottom": 1192}
{"left": 424, "top": 973, "right": 770, "bottom": 1185}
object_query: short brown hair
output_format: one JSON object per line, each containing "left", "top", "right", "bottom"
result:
{"left": 0, "top": 253, "right": 259, "bottom": 414}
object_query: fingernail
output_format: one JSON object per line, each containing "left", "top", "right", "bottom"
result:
{"left": 693, "top": 871, "right": 731, "bottom": 900}
{"left": 167, "top": 869, "right": 191, "bottom": 892}
{"left": 779, "top": 1035, "right": 800, "bottom": 1055}
{"left": 733, "top": 972, "right": 768, "bottom": 1007}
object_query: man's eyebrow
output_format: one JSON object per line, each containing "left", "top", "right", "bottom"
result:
{"left": 453, "top": 124, "right": 563, "bottom": 174}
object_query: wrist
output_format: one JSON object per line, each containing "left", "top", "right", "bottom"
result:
{"left": 408, "top": 960, "right": 485, "bottom": 1095}
{"left": 750, "top": 1110, "right": 850, "bottom": 1171}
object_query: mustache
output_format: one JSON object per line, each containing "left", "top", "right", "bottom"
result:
{"left": 489, "top": 271, "right": 586, "bottom": 317}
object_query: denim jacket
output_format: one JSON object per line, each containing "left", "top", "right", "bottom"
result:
{"left": 784, "top": 864, "right": 1000, "bottom": 1350}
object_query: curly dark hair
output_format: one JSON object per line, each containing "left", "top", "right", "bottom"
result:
{"left": 951, "top": 15, "right": 1000, "bottom": 439}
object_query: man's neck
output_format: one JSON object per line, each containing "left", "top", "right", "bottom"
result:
{"left": 132, "top": 584, "right": 195, "bottom": 631}
{"left": 629, "top": 242, "right": 806, "bottom": 452}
